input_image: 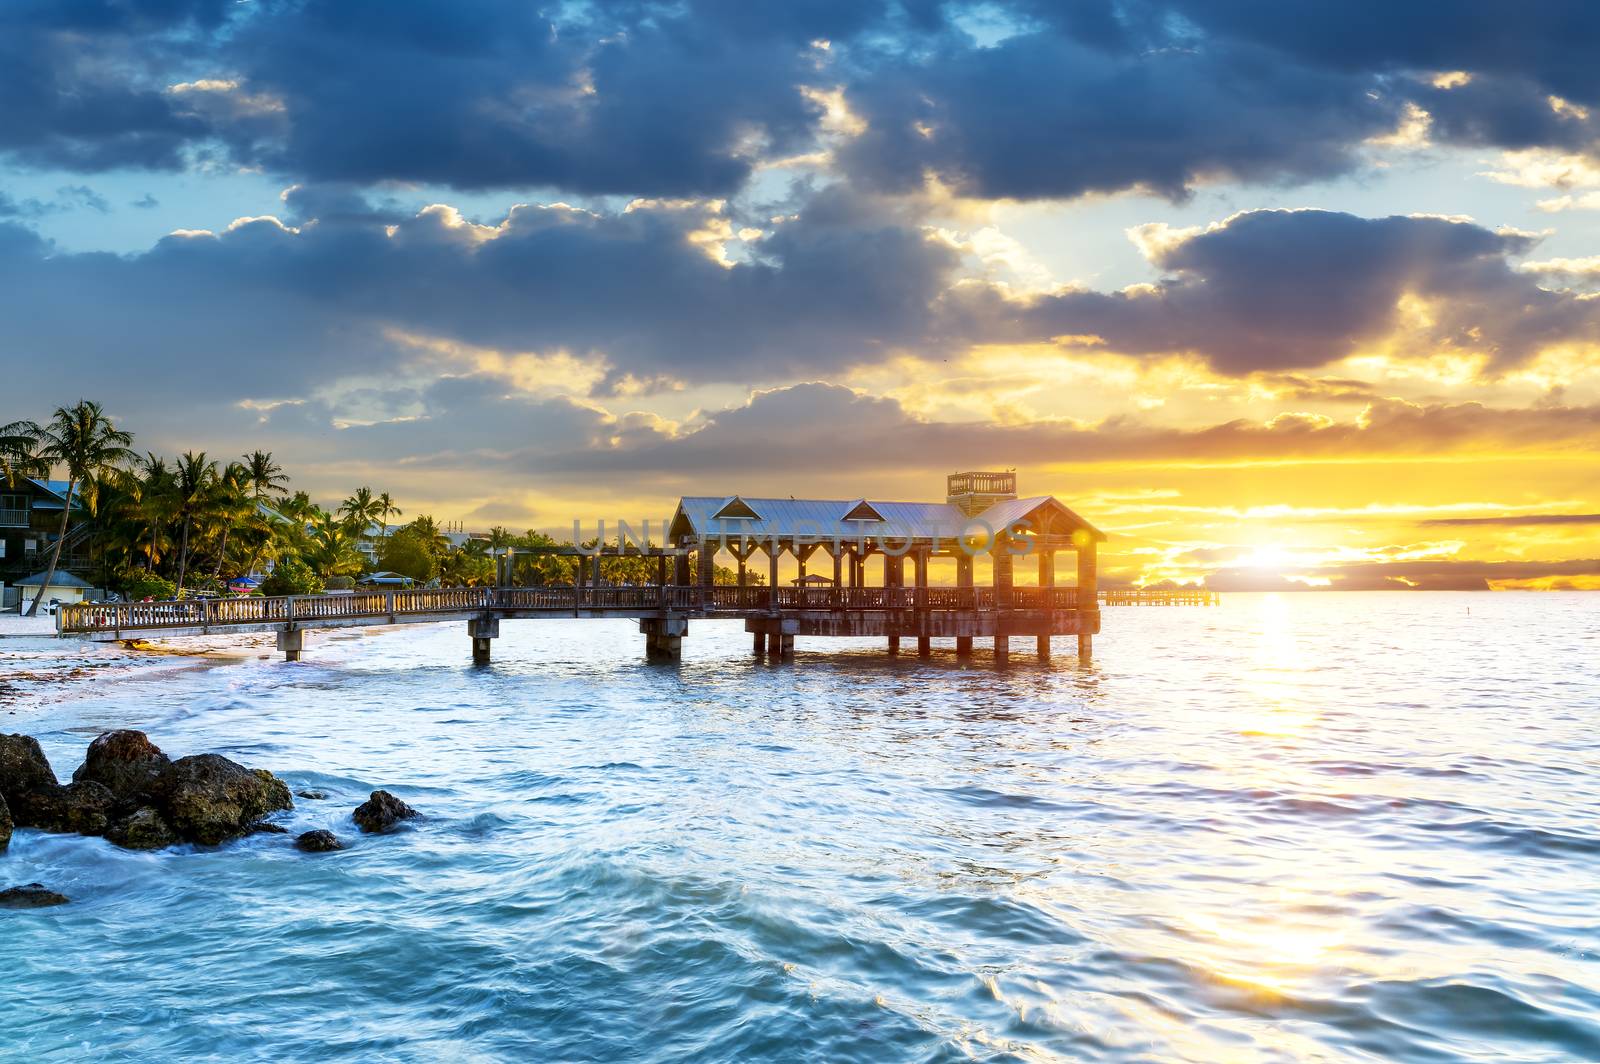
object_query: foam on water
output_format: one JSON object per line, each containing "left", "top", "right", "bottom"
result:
{"left": 2, "top": 592, "right": 1598, "bottom": 1061}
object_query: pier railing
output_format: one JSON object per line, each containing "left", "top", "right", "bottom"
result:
{"left": 56, "top": 583, "right": 1212, "bottom": 636}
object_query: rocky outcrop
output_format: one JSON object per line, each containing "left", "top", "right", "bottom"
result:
{"left": 73, "top": 730, "right": 171, "bottom": 811}
{"left": 1, "top": 734, "right": 117, "bottom": 835}
{"left": 0, "top": 792, "right": 11, "bottom": 853}
{"left": 0, "top": 733, "right": 59, "bottom": 812}
{"left": 0, "top": 883, "right": 70, "bottom": 908}
{"left": 352, "top": 790, "right": 418, "bottom": 834}
{"left": 104, "top": 807, "right": 180, "bottom": 851}
{"left": 151, "top": 754, "right": 294, "bottom": 846}
{"left": 23, "top": 781, "right": 117, "bottom": 836}
{"left": 295, "top": 829, "right": 344, "bottom": 852}
{"left": 296, "top": 790, "right": 328, "bottom": 801}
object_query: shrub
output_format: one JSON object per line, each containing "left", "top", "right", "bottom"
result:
{"left": 259, "top": 557, "right": 325, "bottom": 596}
{"left": 324, "top": 574, "right": 355, "bottom": 591}
{"left": 120, "top": 568, "right": 177, "bottom": 600}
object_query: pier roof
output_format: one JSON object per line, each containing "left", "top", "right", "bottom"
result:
{"left": 669, "top": 494, "right": 1104, "bottom": 544}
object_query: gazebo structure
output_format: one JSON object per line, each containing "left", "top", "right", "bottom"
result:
{"left": 665, "top": 471, "right": 1105, "bottom": 662}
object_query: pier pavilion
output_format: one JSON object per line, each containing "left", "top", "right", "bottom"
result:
{"left": 656, "top": 471, "right": 1105, "bottom": 663}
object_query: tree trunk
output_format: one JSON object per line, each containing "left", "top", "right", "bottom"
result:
{"left": 25, "top": 478, "right": 75, "bottom": 617}
{"left": 212, "top": 524, "right": 231, "bottom": 581}
{"left": 176, "top": 515, "right": 191, "bottom": 596}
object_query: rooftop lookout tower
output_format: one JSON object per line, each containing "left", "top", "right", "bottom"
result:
{"left": 946, "top": 471, "right": 1017, "bottom": 516}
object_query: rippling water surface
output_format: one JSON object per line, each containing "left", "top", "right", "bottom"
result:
{"left": 3, "top": 592, "right": 1598, "bottom": 1061}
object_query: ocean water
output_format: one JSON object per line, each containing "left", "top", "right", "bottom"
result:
{"left": 2, "top": 592, "right": 1598, "bottom": 1062}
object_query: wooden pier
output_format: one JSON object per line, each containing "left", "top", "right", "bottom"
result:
{"left": 54, "top": 473, "right": 1217, "bottom": 665}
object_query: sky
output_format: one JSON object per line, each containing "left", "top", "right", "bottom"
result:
{"left": 4, "top": 0, "right": 1599, "bottom": 590}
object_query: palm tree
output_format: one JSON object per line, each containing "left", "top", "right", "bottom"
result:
{"left": 306, "top": 511, "right": 364, "bottom": 578}
{"left": 338, "top": 486, "right": 382, "bottom": 534}
{"left": 209, "top": 462, "right": 254, "bottom": 581}
{"left": 243, "top": 450, "right": 289, "bottom": 502}
{"left": 172, "top": 451, "right": 217, "bottom": 596}
{"left": 407, "top": 515, "right": 451, "bottom": 557}
{"left": 0, "top": 419, "right": 48, "bottom": 488}
{"left": 25, "top": 401, "right": 135, "bottom": 616}
{"left": 240, "top": 451, "right": 289, "bottom": 579}
{"left": 376, "top": 491, "right": 402, "bottom": 538}
{"left": 133, "top": 453, "right": 176, "bottom": 573}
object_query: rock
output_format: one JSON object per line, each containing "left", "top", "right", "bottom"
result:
{"left": 0, "top": 883, "right": 69, "bottom": 908}
{"left": 352, "top": 790, "right": 418, "bottom": 834}
{"left": 296, "top": 790, "right": 328, "bottom": 801}
{"left": 253, "top": 769, "right": 294, "bottom": 812}
{"left": 0, "top": 733, "right": 59, "bottom": 808}
{"left": 0, "top": 792, "right": 10, "bottom": 854}
{"left": 295, "top": 829, "right": 344, "bottom": 852}
{"left": 19, "top": 781, "right": 117, "bottom": 836}
{"left": 72, "top": 730, "right": 170, "bottom": 811}
{"left": 247, "top": 822, "right": 288, "bottom": 836}
{"left": 104, "top": 807, "right": 180, "bottom": 851}
{"left": 152, "top": 754, "right": 295, "bottom": 845}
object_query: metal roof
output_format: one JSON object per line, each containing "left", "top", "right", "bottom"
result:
{"left": 671, "top": 495, "right": 1104, "bottom": 543}
{"left": 16, "top": 570, "right": 94, "bottom": 587}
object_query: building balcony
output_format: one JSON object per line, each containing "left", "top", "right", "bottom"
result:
{"left": 0, "top": 508, "right": 30, "bottom": 528}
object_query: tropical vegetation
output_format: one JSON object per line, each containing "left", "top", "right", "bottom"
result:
{"left": 4, "top": 400, "right": 739, "bottom": 604}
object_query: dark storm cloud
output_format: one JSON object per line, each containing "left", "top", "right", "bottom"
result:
{"left": 836, "top": 30, "right": 1401, "bottom": 201}
{"left": 1162, "top": 0, "right": 1600, "bottom": 105}
{"left": 0, "top": 0, "right": 224, "bottom": 171}
{"left": 4, "top": 199, "right": 1593, "bottom": 415}
{"left": 4, "top": 0, "right": 1597, "bottom": 201}
{"left": 520, "top": 383, "right": 1600, "bottom": 480}
{"left": 0, "top": 186, "right": 958, "bottom": 402}
{"left": 950, "top": 209, "right": 1598, "bottom": 373}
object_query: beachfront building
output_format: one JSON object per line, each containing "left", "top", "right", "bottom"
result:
{"left": 13, "top": 570, "right": 95, "bottom": 609}
{"left": 0, "top": 479, "right": 90, "bottom": 610}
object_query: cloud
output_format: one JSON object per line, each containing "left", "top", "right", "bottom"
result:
{"left": 1419, "top": 513, "right": 1600, "bottom": 527}
{"left": 948, "top": 209, "right": 1599, "bottom": 373}
{"left": 837, "top": 26, "right": 1400, "bottom": 201}
{"left": 518, "top": 382, "right": 1600, "bottom": 482}
{"left": 0, "top": 186, "right": 959, "bottom": 405}
{"left": 0, "top": 1, "right": 223, "bottom": 171}
{"left": 5, "top": 1, "right": 1600, "bottom": 206}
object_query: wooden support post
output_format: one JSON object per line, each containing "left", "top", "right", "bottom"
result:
{"left": 592, "top": 552, "right": 603, "bottom": 587}
{"left": 956, "top": 636, "right": 972, "bottom": 659}
{"left": 832, "top": 547, "right": 843, "bottom": 588}
{"left": 698, "top": 538, "right": 716, "bottom": 587}
{"left": 768, "top": 543, "right": 780, "bottom": 606}
{"left": 779, "top": 633, "right": 794, "bottom": 660}
{"left": 766, "top": 631, "right": 781, "bottom": 655}
{"left": 753, "top": 631, "right": 765, "bottom": 655}
{"left": 1038, "top": 549, "right": 1054, "bottom": 660}
{"left": 657, "top": 554, "right": 668, "bottom": 587}
{"left": 917, "top": 636, "right": 931, "bottom": 657}
{"left": 1078, "top": 538, "right": 1098, "bottom": 663}
{"left": 887, "top": 635, "right": 900, "bottom": 656}
{"left": 675, "top": 547, "right": 690, "bottom": 586}
{"left": 994, "top": 634, "right": 1009, "bottom": 666}
{"left": 992, "top": 548, "right": 1013, "bottom": 607}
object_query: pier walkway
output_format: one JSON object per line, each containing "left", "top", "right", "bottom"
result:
{"left": 55, "top": 584, "right": 1212, "bottom": 664}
